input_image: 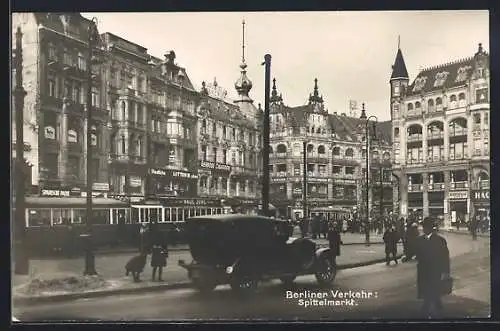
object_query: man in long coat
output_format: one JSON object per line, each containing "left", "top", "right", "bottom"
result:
{"left": 327, "top": 222, "right": 341, "bottom": 265}
{"left": 415, "top": 217, "right": 451, "bottom": 318}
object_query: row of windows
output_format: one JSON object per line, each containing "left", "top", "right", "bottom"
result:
{"left": 200, "top": 147, "right": 257, "bottom": 167}
{"left": 200, "top": 120, "right": 256, "bottom": 146}
{"left": 269, "top": 164, "right": 358, "bottom": 176}
{"left": 47, "top": 75, "right": 100, "bottom": 107}
{"left": 199, "top": 178, "right": 256, "bottom": 192}
{"left": 41, "top": 153, "right": 99, "bottom": 180}
{"left": 47, "top": 43, "right": 87, "bottom": 72}
{"left": 273, "top": 184, "right": 357, "bottom": 197}
{"left": 109, "top": 66, "right": 147, "bottom": 93}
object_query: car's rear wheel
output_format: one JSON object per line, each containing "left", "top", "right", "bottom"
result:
{"left": 280, "top": 275, "right": 296, "bottom": 285}
{"left": 230, "top": 275, "right": 259, "bottom": 294}
{"left": 315, "top": 255, "right": 336, "bottom": 287}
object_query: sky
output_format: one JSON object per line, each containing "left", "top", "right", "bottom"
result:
{"left": 82, "top": 11, "right": 489, "bottom": 121}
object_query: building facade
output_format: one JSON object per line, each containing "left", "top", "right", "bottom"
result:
{"left": 196, "top": 53, "right": 262, "bottom": 214}
{"left": 268, "top": 78, "right": 393, "bottom": 221}
{"left": 12, "top": 13, "right": 111, "bottom": 204}
{"left": 390, "top": 43, "right": 490, "bottom": 227}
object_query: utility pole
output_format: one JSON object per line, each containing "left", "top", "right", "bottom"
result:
{"left": 13, "top": 26, "right": 29, "bottom": 275}
{"left": 380, "top": 166, "right": 384, "bottom": 221}
{"left": 83, "top": 18, "right": 98, "bottom": 276}
{"left": 303, "top": 141, "right": 307, "bottom": 220}
{"left": 364, "top": 114, "right": 378, "bottom": 246}
{"left": 261, "top": 54, "right": 271, "bottom": 216}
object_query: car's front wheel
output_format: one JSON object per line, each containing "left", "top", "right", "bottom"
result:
{"left": 230, "top": 275, "right": 259, "bottom": 294}
{"left": 315, "top": 255, "right": 336, "bottom": 287}
{"left": 192, "top": 277, "right": 217, "bottom": 294}
{"left": 280, "top": 275, "right": 297, "bottom": 285}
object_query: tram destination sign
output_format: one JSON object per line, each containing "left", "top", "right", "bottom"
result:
{"left": 161, "top": 198, "right": 222, "bottom": 207}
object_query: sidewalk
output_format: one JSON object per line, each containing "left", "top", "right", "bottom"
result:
{"left": 12, "top": 242, "right": 401, "bottom": 305}
{"left": 441, "top": 228, "right": 490, "bottom": 238}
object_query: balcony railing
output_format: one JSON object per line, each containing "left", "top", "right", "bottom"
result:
{"left": 427, "top": 155, "right": 445, "bottom": 163}
{"left": 449, "top": 128, "right": 467, "bottom": 137}
{"left": 407, "top": 134, "right": 423, "bottom": 142}
{"left": 408, "top": 184, "right": 423, "bottom": 192}
{"left": 428, "top": 183, "right": 445, "bottom": 191}
{"left": 450, "top": 181, "right": 468, "bottom": 189}
{"left": 427, "top": 132, "right": 444, "bottom": 140}
{"left": 449, "top": 153, "right": 468, "bottom": 160}
{"left": 407, "top": 158, "right": 424, "bottom": 165}
{"left": 479, "top": 180, "right": 489, "bottom": 189}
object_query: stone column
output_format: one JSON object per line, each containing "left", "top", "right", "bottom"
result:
{"left": 422, "top": 125, "right": 428, "bottom": 163}
{"left": 59, "top": 100, "right": 69, "bottom": 184}
{"left": 443, "top": 171, "right": 451, "bottom": 229}
{"left": 443, "top": 118, "right": 449, "bottom": 161}
{"left": 236, "top": 180, "right": 240, "bottom": 197}
{"left": 227, "top": 176, "right": 231, "bottom": 197}
{"left": 422, "top": 173, "right": 429, "bottom": 217}
{"left": 400, "top": 172, "right": 409, "bottom": 217}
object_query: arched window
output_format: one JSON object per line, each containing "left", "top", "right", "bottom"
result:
{"left": 316, "top": 127, "right": 321, "bottom": 134}
{"left": 394, "top": 127, "right": 400, "bottom": 138}
{"left": 332, "top": 146, "right": 340, "bottom": 156}
{"left": 428, "top": 99, "right": 434, "bottom": 110}
{"left": 415, "top": 101, "right": 421, "bottom": 109}
{"left": 407, "top": 103, "right": 414, "bottom": 111}
{"left": 459, "top": 93, "right": 466, "bottom": 100}
{"left": 120, "top": 135, "right": 126, "bottom": 154}
{"left": 449, "top": 94, "right": 457, "bottom": 108}
{"left": 277, "top": 144, "right": 287, "bottom": 153}
{"left": 318, "top": 145, "right": 325, "bottom": 154}
{"left": 307, "top": 144, "right": 314, "bottom": 153}
{"left": 345, "top": 148, "right": 354, "bottom": 158}
{"left": 458, "top": 93, "right": 466, "bottom": 107}
{"left": 121, "top": 101, "right": 126, "bottom": 120}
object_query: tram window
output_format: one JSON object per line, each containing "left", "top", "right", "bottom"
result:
{"left": 150, "top": 208, "right": 159, "bottom": 222}
{"left": 53, "top": 209, "right": 71, "bottom": 225}
{"left": 73, "top": 209, "right": 86, "bottom": 224}
{"left": 93, "top": 210, "right": 110, "bottom": 225}
{"left": 189, "top": 208, "right": 195, "bottom": 218}
{"left": 113, "top": 209, "right": 128, "bottom": 225}
{"left": 177, "top": 208, "right": 183, "bottom": 222}
{"left": 183, "top": 208, "right": 189, "bottom": 220}
{"left": 201, "top": 209, "right": 206, "bottom": 216}
{"left": 131, "top": 208, "right": 139, "bottom": 223}
{"left": 165, "top": 208, "right": 171, "bottom": 222}
{"left": 172, "top": 209, "right": 178, "bottom": 222}
{"left": 27, "top": 209, "right": 51, "bottom": 227}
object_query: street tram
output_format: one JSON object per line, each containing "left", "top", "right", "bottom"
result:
{"left": 309, "top": 206, "right": 353, "bottom": 222}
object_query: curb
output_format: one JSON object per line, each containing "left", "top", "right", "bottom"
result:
{"left": 441, "top": 230, "right": 490, "bottom": 238}
{"left": 13, "top": 255, "right": 399, "bottom": 306}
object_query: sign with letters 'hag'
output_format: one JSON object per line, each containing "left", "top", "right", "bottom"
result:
{"left": 472, "top": 189, "right": 489, "bottom": 203}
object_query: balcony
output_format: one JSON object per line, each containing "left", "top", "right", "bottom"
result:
{"left": 427, "top": 132, "right": 444, "bottom": 140}
{"left": 41, "top": 95, "right": 63, "bottom": 110}
{"left": 66, "top": 101, "right": 85, "bottom": 115}
{"left": 428, "top": 183, "right": 445, "bottom": 191}
{"left": 63, "top": 64, "right": 87, "bottom": 79}
{"left": 450, "top": 181, "right": 468, "bottom": 190}
{"left": 271, "top": 152, "right": 288, "bottom": 159}
{"left": 449, "top": 128, "right": 467, "bottom": 137}
{"left": 448, "top": 153, "right": 468, "bottom": 161}
{"left": 407, "top": 134, "right": 423, "bottom": 142}
{"left": 472, "top": 124, "right": 481, "bottom": 132}
{"left": 408, "top": 184, "right": 423, "bottom": 192}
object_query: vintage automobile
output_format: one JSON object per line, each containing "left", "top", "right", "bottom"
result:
{"left": 178, "top": 214, "right": 336, "bottom": 294}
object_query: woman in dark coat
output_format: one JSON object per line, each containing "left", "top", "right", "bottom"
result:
{"left": 415, "top": 217, "right": 451, "bottom": 318}
{"left": 151, "top": 244, "right": 168, "bottom": 281}
{"left": 383, "top": 225, "right": 399, "bottom": 265}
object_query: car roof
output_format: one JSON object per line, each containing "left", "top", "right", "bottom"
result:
{"left": 186, "top": 214, "right": 288, "bottom": 224}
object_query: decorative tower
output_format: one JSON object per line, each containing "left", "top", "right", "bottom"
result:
{"left": 270, "top": 78, "right": 283, "bottom": 105}
{"left": 308, "top": 78, "right": 324, "bottom": 112}
{"left": 389, "top": 36, "right": 409, "bottom": 121}
{"left": 234, "top": 19, "right": 256, "bottom": 120}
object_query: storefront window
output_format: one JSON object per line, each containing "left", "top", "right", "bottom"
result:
{"left": 27, "top": 209, "right": 51, "bottom": 227}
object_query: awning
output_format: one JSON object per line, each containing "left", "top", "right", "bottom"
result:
{"left": 19, "top": 197, "right": 129, "bottom": 208}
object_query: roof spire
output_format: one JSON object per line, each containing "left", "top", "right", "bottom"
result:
{"left": 359, "top": 102, "right": 367, "bottom": 120}
{"left": 390, "top": 39, "right": 409, "bottom": 81}
{"left": 242, "top": 19, "right": 246, "bottom": 63}
{"left": 308, "top": 78, "right": 323, "bottom": 105}
{"left": 398, "top": 35, "right": 400, "bottom": 49}
{"left": 270, "top": 77, "right": 283, "bottom": 103}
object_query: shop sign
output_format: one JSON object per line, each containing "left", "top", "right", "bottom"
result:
{"left": 172, "top": 170, "right": 198, "bottom": 179}
{"left": 271, "top": 177, "right": 287, "bottom": 183}
{"left": 199, "top": 160, "right": 231, "bottom": 172}
{"left": 149, "top": 168, "right": 167, "bottom": 176}
{"left": 149, "top": 168, "right": 198, "bottom": 179}
{"left": 92, "top": 182, "right": 109, "bottom": 191}
{"left": 472, "top": 190, "right": 489, "bottom": 202}
{"left": 41, "top": 189, "right": 70, "bottom": 197}
{"left": 448, "top": 191, "right": 468, "bottom": 200}
{"left": 130, "top": 176, "right": 142, "bottom": 187}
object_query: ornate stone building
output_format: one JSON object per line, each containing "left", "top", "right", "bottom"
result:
{"left": 268, "top": 78, "right": 393, "bottom": 221}
{"left": 390, "top": 43, "right": 490, "bottom": 227}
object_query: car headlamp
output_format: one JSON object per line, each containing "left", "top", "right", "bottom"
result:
{"left": 226, "top": 266, "right": 234, "bottom": 274}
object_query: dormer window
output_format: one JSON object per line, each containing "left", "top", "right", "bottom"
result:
{"left": 433, "top": 71, "right": 449, "bottom": 88}
{"left": 455, "top": 66, "right": 471, "bottom": 82}
{"left": 412, "top": 76, "right": 427, "bottom": 92}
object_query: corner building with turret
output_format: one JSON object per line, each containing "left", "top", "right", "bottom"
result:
{"left": 389, "top": 43, "right": 490, "bottom": 227}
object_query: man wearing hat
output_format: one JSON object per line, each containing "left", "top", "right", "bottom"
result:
{"left": 415, "top": 217, "right": 451, "bottom": 318}
{"left": 403, "top": 222, "right": 420, "bottom": 262}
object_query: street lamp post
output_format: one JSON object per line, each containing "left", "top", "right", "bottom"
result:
{"left": 302, "top": 141, "right": 308, "bottom": 221}
{"left": 261, "top": 54, "right": 271, "bottom": 216}
{"left": 364, "top": 114, "right": 378, "bottom": 246}
{"left": 83, "top": 17, "right": 99, "bottom": 276}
